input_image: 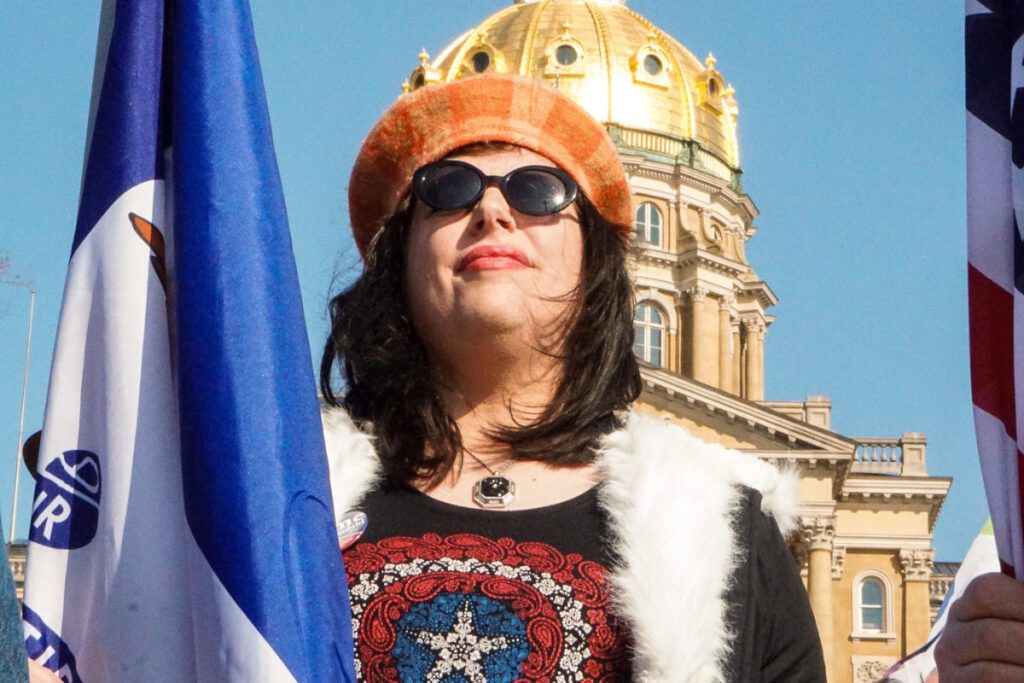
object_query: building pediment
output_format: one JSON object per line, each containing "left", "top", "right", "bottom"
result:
{"left": 637, "top": 365, "right": 855, "bottom": 461}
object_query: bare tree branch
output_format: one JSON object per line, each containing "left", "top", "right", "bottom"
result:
{"left": 0, "top": 250, "right": 32, "bottom": 318}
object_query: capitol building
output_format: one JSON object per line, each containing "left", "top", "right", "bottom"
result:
{"left": 400, "top": 1, "right": 952, "bottom": 681}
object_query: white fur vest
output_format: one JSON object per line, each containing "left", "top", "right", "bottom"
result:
{"left": 321, "top": 409, "right": 799, "bottom": 683}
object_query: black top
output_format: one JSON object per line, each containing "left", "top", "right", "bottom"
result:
{"left": 342, "top": 479, "right": 825, "bottom": 682}
{"left": 344, "top": 478, "right": 632, "bottom": 681}
{"left": 725, "top": 488, "right": 827, "bottom": 682}
{"left": 354, "top": 477, "right": 618, "bottom": 563}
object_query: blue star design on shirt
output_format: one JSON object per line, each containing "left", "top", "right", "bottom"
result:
{"left": 392, "top": 591, "right": 529, "bottom": 683}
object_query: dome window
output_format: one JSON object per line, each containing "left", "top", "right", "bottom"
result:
{"left": 631, "top": 44, "right": 670, "bottom": 89}
{"left": 472, "top": 51, "right": 491, "bottom": 73}
{"left": 555, "top": 44, "right": 578, "bottom": 66}
{"left": 544, "top": 36, "right": 586, "bottom": 79}
{"left": 403, "top": 48, "right": 443, "bottom": 93}
{"left": 643, "top": 54, "right": 663, "bottom": 76}
{"left": 457, "top": 40, "right": 506, "bottom": 79}
{"left": 698, "top": 54, "right": 730, "bottom": 113}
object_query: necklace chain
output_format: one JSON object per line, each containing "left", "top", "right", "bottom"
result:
{"left": 463, "top": 448, "right": 512, "bottom": 477}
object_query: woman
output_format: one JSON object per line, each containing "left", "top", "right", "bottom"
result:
{"left": 321, "top": 74, "right": 825, "bottom": 682}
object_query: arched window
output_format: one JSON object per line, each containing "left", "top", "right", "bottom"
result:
{"left": 860, "top": 579, "right": 884, "bottom": 632}
{"left": 852, "top": 571, "right": 894, "bottom": 638}
{"left": 633, "top": 303, "right": 665, "bottom": 367}
{"left": 634, "top": 202, "right": 662, "bottom": 246}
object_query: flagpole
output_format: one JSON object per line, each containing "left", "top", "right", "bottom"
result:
{"left": 3, "top": 282, "right": 35, "bottom": 545}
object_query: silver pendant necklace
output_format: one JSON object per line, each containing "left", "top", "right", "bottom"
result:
{"left": 464, "top": 449, "right": 516, "bottom": 509}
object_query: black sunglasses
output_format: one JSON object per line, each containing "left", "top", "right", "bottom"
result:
{"left": 411, "top": 160, "right": 579, "bottom": 216}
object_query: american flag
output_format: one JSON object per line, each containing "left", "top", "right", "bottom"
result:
{"left": 966, "top": 0, "right": 1024, "bottom": 578}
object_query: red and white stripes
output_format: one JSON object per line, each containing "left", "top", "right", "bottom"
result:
{"left": 966, "top": 0, "right": 1024, "bottom": 577}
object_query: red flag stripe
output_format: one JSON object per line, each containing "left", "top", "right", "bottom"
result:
{"left": 969, "top": 264, "right": 1018, "bottom": 440}
{"left": 1000, "top": 559, "right": 1017, "bottom": 579}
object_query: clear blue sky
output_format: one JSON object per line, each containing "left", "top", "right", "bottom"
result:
{"left": 0, "top": 2, "right": 979, "bottom": 559}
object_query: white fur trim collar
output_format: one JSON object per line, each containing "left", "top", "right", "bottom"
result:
{"left": 321, "top": 409, "right": 799, "bottom": 682}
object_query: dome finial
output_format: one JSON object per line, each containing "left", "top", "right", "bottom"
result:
{"left": 705, "top": 52, "right": 717, "bottom": 69}
{"left": 418, "top": 48, "right": 430, "bottom": 65}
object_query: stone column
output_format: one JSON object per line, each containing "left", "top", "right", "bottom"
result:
{"left": 731, "top": 320, "right": 742, "bottom": 394}
{"left": 687, "top": 286, "right": 719, "bottom": 386}
{"left": 674, "top": 297, "right": 686, "bottom": 374}
{"left": 718, "top": 297, "right": 734, "bottom": 392}
{"left": 666, "top": 316, "right": 679, "bottom": 374}
{"left": 670, "top": 199, "right": 683, "bottom": 253}
{"left": 802, "top": 518, "right": 836, "bottom": 683}
{"left": 899, "top": 549, "right": 934, "bottom": 656}
{"left": 743, "top": 318, "right": 766, "bottom": 401}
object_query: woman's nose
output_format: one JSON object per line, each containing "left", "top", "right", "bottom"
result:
{"left": 471, "top": 184, "right": 515, "bottom": 232}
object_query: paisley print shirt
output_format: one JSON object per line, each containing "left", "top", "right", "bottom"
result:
{"left": 343, "top": 480, "right": 631, "bottom": 682}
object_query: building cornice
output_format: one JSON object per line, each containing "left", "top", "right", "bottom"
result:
{"left": 833, "top": 532, "right": 935, "bottom": 552}
{"left": 676, "top": 249, "right": 748, "bottom": 278}
{"left": 622, "top": 157, "right": 678, "bottom": 185}
{"left": 631, "top": 246, "right": 681, "bottom": 269}
{"left": 842, "top": 476, "right": 952, "bottom": 498}
{"left": 840, "top": 475, "right": 952, "bottom": 531}
{"left": 757, "top": 450, "right": 853, "bottom": 469}
{"left": 620, "top": 154, "right": 758, "bottom": 225}
{"left": 675, "top": 164, "right": 758, "bottom": 223}
{"left": 737, "top": 279, "right": 778, "bottom": 308}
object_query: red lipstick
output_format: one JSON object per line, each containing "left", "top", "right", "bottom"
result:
{"left": 456, "top": 245, "right": 531, "bottom": 272}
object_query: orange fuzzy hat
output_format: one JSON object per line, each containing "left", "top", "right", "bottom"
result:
{"left": 348, "top": 73, "right": 633, "bottom": 255}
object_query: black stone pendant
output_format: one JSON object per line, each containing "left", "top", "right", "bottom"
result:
{"left": 473, "top": 475, "right": 516, "bottom": 508}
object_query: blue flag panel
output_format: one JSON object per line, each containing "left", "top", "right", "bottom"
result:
{"left": 171, "top": 1, "right": 355, "bottom": 679}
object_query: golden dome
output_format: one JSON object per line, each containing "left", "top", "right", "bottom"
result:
{"left": 405, "top": 0, "right": 741, "bottom": 183}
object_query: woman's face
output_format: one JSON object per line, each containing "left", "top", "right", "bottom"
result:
{"left": 404, "top": 147, "right": 584, "bottom": 362}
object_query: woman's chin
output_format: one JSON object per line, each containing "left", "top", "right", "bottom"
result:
{"left": 451, "top": 305, "right": 531, "bottom": 334}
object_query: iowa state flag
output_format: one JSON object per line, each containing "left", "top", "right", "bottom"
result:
{"left": 21, "top": 1, "right": 356, "bottom": 680}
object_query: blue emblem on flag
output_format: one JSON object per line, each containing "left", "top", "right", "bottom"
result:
{"left": 29, "top": 450, "right": 101, "bottom": 549}
{"left": 23, "top": 604, "right": 83, "bottom": 683}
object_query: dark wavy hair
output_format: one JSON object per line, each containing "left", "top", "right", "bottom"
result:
{"left": 321, "top": 168, "right": 641, "bottom": 487}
